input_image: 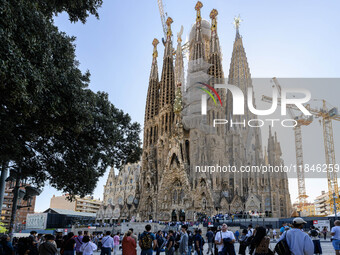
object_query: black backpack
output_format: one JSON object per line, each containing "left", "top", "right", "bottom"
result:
{"left": 311, "top": 229, "right": 318, "bottom": 237}
{"left": 274, "top": 239, "right": 291, "bottom": 255}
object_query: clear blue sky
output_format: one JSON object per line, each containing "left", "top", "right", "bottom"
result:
{"left": 35, "top": 0, "right": 340, "bottom": 212}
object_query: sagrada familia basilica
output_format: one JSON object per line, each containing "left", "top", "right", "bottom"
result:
{"left": 97, "top": 1, "right": 292, "bottom": 223}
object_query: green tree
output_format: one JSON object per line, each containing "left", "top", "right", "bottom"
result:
{"left": 0, "top": 222, "right": 6, "bottom": 233}
{"left": 0, "top": 0, "right": 142, "bottom": 197}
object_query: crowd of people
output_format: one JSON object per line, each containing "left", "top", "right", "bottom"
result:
{"left": 1, "top": 218, "right": 340, "bottom": 255}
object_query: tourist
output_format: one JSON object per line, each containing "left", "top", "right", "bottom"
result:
{"left": 187, "top": 231, "right": 193, "bottom": 255}
{"left": 100, "top": 231, "right": 114, "bottom": 255}
{"left": 174, "top": 231, "right": 181, "bottom": 254}
{"left": 272, "top": 229, "right": 277, "bottom": 241}
{"left": 75, "top": 231, "right": 84, "bottom": 255}
{"left": 206, "top": 228, "right": 214, "bottom": 254}
{"left": 309, "top": 226, "right": 322, "bottom": 255}
{"left": 238, "top": 229, "right": 248, "bottom": 255}
{"left": 234, "top": 230, "right": 239, "bottom": 242}
{"left": 155, "top": 231, "right": 165, "bottom": 255}
{"left": 322, "top": 227, "right": 327, "bottom": 241}
{"left": 122, "top": 231, "right": 136, "bottom": 255}
{"left": 178, "top": 225, "right": 188, "bottom": 255}
{"left": 214, "top": 223, "right": 236, "bottom": 255}
{"left": 246, "top": 225, "right": 254, "bottom": 238}
{"left": 129, "top": 228, "right": 138, "bottom": 244}
{"left": 279, "top": 223, "right": 286, "bottom": 236}
{"left": 139, "top": 224, "right": 156, "bottom": 255}
{"left": 277, "top": 217, "right": 314, "bottom": 255}
{"left": 39, "top": 234, "right": 57, "bottom": 255}
{"left": 193, "top": 229, "right": 204, "bottom": 255}
{"left": 55, "top": 232, "right": 64, "bottom": 255}
{"left": 331, "top": 220, "right": 340, "bottom": 255}
{"left": 79, "top": 236, "right": 97, "bottom": 255}
{"left": 166, "top": 230, "right": 175, "bottom": 255}
{"left": 62, "top": 232, "right": 76, "bottom": 255}
{"left": 113, "top": 233, "right": 120, "bottom": 255}
{"left": 249, "top": 226, "right": 271, "bottom": 255}
{"left": 0, "top": 234, "right": 14, "bottom": 255}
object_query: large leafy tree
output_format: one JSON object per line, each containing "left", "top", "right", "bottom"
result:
{"left": 0, "top": 0, "right": 142, "bottom": 197}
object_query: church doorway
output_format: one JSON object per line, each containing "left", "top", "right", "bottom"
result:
{"left": 171, "top": 209, "right": 177, "bottom": 221}
{"left": 179, "top": 209, "right": 185, "bottom": 221}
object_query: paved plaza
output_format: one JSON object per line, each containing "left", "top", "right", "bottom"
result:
{"left": 93, "top": 239, "right": 336, "bottom": 255}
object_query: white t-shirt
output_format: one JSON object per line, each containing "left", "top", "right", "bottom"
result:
{"left": 214, "top": 231, "right": 235, "bottom": 252}
{"left": 80, "top": 242, "right": 97, "bottom": 255}
{"left": 246, "top": 228, "right": 254, "bottom": 237}
{"left": 273, "top": 230, "right": 277, "bottom": 235}
{"left": 331, "top": 226, "right": 340, "bottom": 240}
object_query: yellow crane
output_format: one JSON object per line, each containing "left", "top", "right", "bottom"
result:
{"left": 262, "top": 78, "right": 340, "bottom": 212}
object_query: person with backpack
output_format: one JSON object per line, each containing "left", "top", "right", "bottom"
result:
{"left": 249, "top": 226, "right": 271, "bottom": 255}
{"left": 276, "top": 217, "right": 314, "bottom": 255}
{"left": 206, "top": 228, "right": 214, "bottom": 255}
{"left": 308, "top": 226, "right": 322, "bottom": 255}
{"left": 79, "top": 236, "right": 97, "bottom": 255}
{"left": 100, "top": 231, "right": 114, "bottom": 255}
{"left": 39, "top": 234, "right": 57, "bottom": 255}
{"left": 214, "top": 224, "right": 235, "bottom": 255}
{"left": 139, "top": 224, "right": 156, "bottom": 255}
{"left": 61, "top": 232, "right": 76, "bottom": 255}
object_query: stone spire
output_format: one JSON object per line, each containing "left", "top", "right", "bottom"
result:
{"left": 191, "top": 1, "right": 205, "bottom": 61}
{"left": 208, "top": 10, "right": 224, "bottom": 84}
{"left": 228, "top": 16, "right": 251, "bottom": 94}
{"left": 227, "top": 16, "right": 254, "bottom": 125}
{"left": 145, "top": 39, "right": 160, "bottom": 121}
{"left": 159, "top": 17, "right": 175, "bottom": 134}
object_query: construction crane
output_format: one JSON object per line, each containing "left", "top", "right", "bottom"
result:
{"left": 262, "top": 79, "right": 340, "bottom": 212}
{"left": 157, "top": 0, "right": 168, "bottom": 41}
{"left": 157, "top": 0, "right": 189, "bottom": 54}
{"left": 266, "top": 78, "right": 312, "bottom": 210}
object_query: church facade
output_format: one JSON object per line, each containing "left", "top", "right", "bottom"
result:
{"left": 137, "top": 1, "right": 292, "bottom": 221}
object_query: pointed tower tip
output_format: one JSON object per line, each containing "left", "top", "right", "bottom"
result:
{"left": 210, "top": 9, "right": 218, "bottom": 34}
{"left": 195, "top": 1, "right": 203, "bottom": 24}
{"left": 166, "top": 17, "right": 173, "bottom": 39}
{"left": 152, "top": 38, "right": 159, "bottom": 47}
{"left": 152, "top": 38, "right": 159, "bottom": 58}
{"left": 210, "top": 9, "right": 218, "bottom": 19}
{"left": 233, "top": 15, "right": 243, "bottom": 38}
{"left": 195, "top": 1, "right": 203, "bottom": 11}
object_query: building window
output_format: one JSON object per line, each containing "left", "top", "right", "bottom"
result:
{"left": 130, "top": 179, "right": 133, "bottom": 184}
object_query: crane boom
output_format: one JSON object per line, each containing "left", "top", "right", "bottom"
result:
{"left": 157, "top": 0, "right": 167, "bottom": 39}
